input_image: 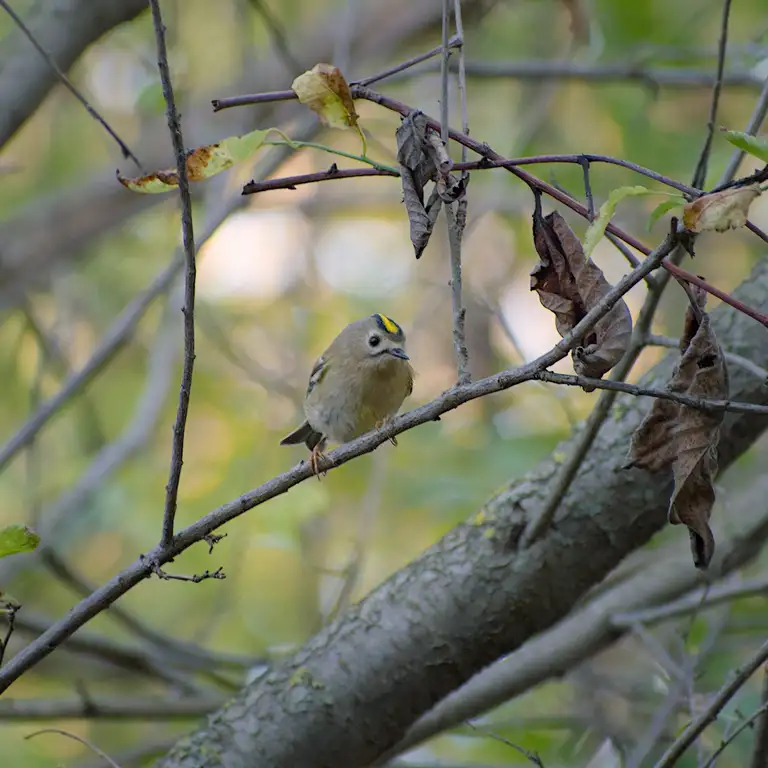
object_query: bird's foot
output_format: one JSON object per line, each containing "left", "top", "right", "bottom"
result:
{"left": 375, "top": 417, "right": 398, "bottom": 447}
{"left": 309, "top": 445, "right": 329, "bottom": 479}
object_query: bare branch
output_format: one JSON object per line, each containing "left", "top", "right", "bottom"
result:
{"left": 0, "top": 0, "right": 147, "bottom": 151}
{"left": 534, "top": 369, "right": 768, "bottom": 416}
{"left": 25, "top": 728, "right": 122, "bottom": 768}
{"left": 0, "top": 695, "right": 223, "bottom": 720}
{"left": 148, "top": 0, "right": 197, "bottom": 550}
{"left": 691, "top": 0, "right": 732, "bottom": 189}
{"left": 655, "top": 637, "right": 768, "bottom": 767}
{"left": 612, "top": 574, "right": 768, "bottom": 628}
{"left": 750, "top": 669, "right": 768, "bottom": 768}
{"left": 393, "top": 58, "right": 764, "bottom": 90}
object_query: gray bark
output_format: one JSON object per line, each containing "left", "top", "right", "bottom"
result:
{"left": 156, "top": 256, "right": 768, "bottom": 768}
{"left": 0, "top": 0, "right": 148, "bottom": 150}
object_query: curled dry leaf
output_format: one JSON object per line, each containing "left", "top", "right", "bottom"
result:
{"left": 626, "top": 289, "right": 729, "bottom": 569}
{"left": 396, "top": 111, "right": 440, "bottom": 258}
{"left": 118, "top": 128, "right": 272, "bottom": 194}
{"left": 530, "top": 205, "right": 632, "bottom": 389}
{"left": 682, "top": 183, "right": 761, "bottom": 233}
{"left": 291, "top": 63, "right": 359, "bottom": 130}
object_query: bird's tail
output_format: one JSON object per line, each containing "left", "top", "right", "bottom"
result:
{"left": 279, "top": 421, "right": 324, "bottom": 450}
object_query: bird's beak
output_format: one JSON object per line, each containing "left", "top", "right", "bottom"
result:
{"left": 387, "top": 347, "right": 409, "bottom": 360}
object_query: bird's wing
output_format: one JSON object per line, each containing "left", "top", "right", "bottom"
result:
{"left": 306, "top": 355, "right": 328, "bottom": 396}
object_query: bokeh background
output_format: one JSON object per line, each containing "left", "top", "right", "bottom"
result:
{"left": 1, "top": 0, "right": 768, "bottom": 765}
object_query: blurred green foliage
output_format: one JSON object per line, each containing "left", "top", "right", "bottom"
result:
{"left": 1, "top": 0, "right": 768, "bottom": 766}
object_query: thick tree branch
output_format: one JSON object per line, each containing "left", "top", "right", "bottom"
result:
{"left": 153, "top": 256, "right": 768, "bottom": 768}
{"left": 381, "top": 476, "right": 768, "bottom": 762}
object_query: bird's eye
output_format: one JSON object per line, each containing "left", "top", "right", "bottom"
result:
{"left": 368, "top": 334, "right": 381, "bottom": 348}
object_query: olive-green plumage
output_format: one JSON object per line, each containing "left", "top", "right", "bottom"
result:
{"left": 280, "top": 314, "right": 414, "bottom": 459}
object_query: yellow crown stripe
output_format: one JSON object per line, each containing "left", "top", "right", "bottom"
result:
{"left": 375, "top": 313, "right": 401, "bottom": 335}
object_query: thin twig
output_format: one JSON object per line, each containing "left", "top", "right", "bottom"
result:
{"left": 149, "top": 0, "right": 198, "bottom": 550}
{"left": 720, "top": 73, "right": 768, "bottom": 183}
{"left": 703, "top": 701, "right": 768, "bottom": 768}
{"left": 440, "top": 0, "right": 450, "bottom": 146}
{"left": 352, "top": 35, "right": 462, "bottom": 88}
{"left": 25, "top": 728, "right": 123, "bottom": 768}
{"left": 446, "top": 200, "right": 470, "bottom": 384}
{"left": 612, "top": 575, "right": 768, "bottom": 628}
{"left": 655, "top": 637, "right": 768, "bottom": 767}
{"left": 0, "top": 695, "right": 224, "bottom": 720}
{"left": 691, "top": 0, "right": 732, "bottom": 189}
{"left": 533, "top": 370, "right": 768, "bottom": 416}
{"left": 0, "top": 0, "right": 142, "bottom": 169}
{"left": 750, "top": 668, "right": 768, "bottom": 768}
{"left": 466, "top": 723, "right": 544, "bottom": 766}
{"left": 0, "top": 603, "right": 18, "bottom": 667}
{"left": 247, "top": 0, "right": 302, "bottom": 74}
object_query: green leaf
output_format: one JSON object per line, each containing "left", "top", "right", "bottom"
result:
{"left": 583, "top": 185, "right": 655, "bottom": 259}
{"left": 0, "top": 525, "right": 40, "bottom": 559}
{"left": 648, "top": 197, "right": 685, "bottom": 230}
{"left": 117, "top": 128, "right": 277, "bottom": 194}
{"left": 721, "top": 129, "right": 768, "bottom": 164}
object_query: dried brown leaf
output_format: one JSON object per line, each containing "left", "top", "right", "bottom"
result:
{"left": 396, "top": 112, "right": 438, "bottom": 258}
{"left": 626, "top": 292, "right": 728, "bottom": 569}
{"left": 682, "top": 183, "right": 761, "bottom": 233}
{"left": 530, "top": 208, "right": 632, "bottom": 389}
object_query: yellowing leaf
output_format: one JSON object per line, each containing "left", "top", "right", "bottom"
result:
{"left": 292, "top": 64, "right": 359, "bottom": 130}
{"left": 682, "top": 184, "right": 761, "bottom": 233}
{"left": 0, "top": 524, "right": 40, "bottom": 559}
{"left": 721, "top": 129, "right": 768, "bottom": 164}
{"left": 117, "top": 128, "right": 274, "bottom": 194}
{"left": 583, "top": 186, "right": 656, "bottom": 259}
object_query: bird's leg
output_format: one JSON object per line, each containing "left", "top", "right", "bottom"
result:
{"left": 375, "top": 417, "right": 398, "bottom": 447}
{"left": 309, "top": 443, "right": 328, "bottom": 479}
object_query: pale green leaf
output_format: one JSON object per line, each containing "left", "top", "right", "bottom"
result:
{"left": 583, "top": 185, "right": 655, "bottom": 259}
{"left": 0, "top": 525, "right": 40, "bottom": 559}
{"left": 117, "top": 128, "right": 274, "bottom": 194}
{"left": 721, "top": 129, "right": 768, "bottom": 164}
{"left": 647, "top": 197, "right": 686, "bottom": 230}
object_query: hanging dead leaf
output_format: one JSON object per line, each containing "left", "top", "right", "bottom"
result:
{"left": 682, "top": 183, "right": 761, "bottom": 233}
{"left": 291, "top": 63, "right": 359, "bottom": 130}
{"left": 396, "top": 111, "right": 440, "bottom": 258}
{"left": 118, "top": 128, "right": 273, "bottom": 193}
{"left": 626, "top": 289, "right": 728, "bottom": 569}
{"left": 530, "top": 204, "right": 632, "bottom": 389}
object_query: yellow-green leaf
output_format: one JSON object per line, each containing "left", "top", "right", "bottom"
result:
{"left": 291, "top": 63, "right": 359, "bottom": 130}
{"left": 683, "top": 184, "right": 761, "bottom": 233}
{"left": 584, "top": 186, "right": 655, "bottom": 259}
{"left": 0, "top": 525, "right": 40, "bottom": 559}
{"left": 721, "top": 129, "right": 768, "bottom": 164}
{"left": 648, "top": 197, "right": 686, "bottom": 230}
{"left": 117, "top": 128, "right": 274, "bottom": 194}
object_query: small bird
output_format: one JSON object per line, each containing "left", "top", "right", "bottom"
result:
{"left": 281, "top": 313, "right": 414, "bottom": 476}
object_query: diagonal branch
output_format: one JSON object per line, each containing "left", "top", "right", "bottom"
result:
{"left": 0, "top": 0, "right": 147, "bottom": 152}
